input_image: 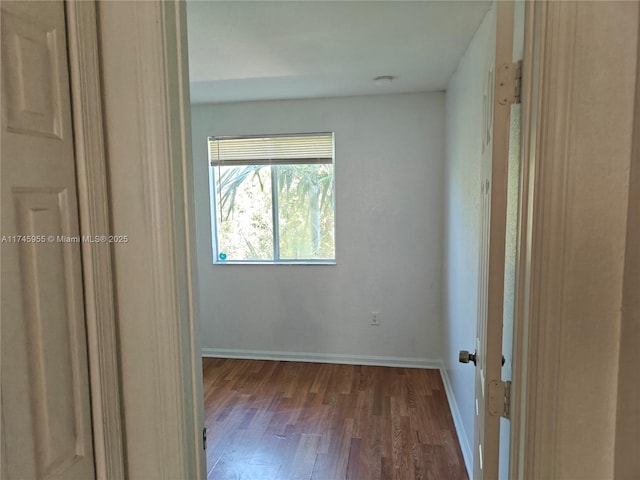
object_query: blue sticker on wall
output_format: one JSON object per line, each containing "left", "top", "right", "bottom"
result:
{"left": 219, "top": 252, "right": 227, "bottom": 261}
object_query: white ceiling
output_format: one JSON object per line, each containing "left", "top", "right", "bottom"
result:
{"left": 187, "top": 1, "right": 491, "bottom": 104}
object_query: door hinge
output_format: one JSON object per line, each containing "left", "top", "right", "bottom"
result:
{"left": 203, "top": 427, "right": 207, "bottom": 450}
{"left": 497, "top": 60, "right": 522, "bottom": 105}
{"left": 488, "top": 380, "right": 511, "bottom": 419}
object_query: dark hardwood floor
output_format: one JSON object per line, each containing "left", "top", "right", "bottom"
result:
{"left": 203, "top": 358, "right": 468, "bottom": 480}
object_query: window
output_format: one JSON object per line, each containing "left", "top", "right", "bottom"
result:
{"left": 209, "top": 133, "right": 335, "bottom": 263}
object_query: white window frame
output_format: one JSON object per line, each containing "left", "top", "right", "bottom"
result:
{"left": 208, "top": 132, "right": 336, "bottom": 265}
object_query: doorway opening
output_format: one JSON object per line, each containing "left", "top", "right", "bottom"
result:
{"left": 184, "top": 2, "right": 503, "bottom": 478}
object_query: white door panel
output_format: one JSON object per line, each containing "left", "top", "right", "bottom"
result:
{"left": 1, "top": 1, "right": 96, "bottom": 478}
{"left": 470, "top": 1, "right": 522, "bottom": 478}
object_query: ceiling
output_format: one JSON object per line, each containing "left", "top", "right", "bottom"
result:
{"left": 187, "top": 1, "right": 492, "bottom": 104}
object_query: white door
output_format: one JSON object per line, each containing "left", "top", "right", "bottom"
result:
{"left": 1, "top": 1, "right": 96, "bottom": 478}
{"left": 464, "top": 1, "right": 521, "bottom": 478}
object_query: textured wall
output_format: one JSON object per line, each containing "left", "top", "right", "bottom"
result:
{"left": 191, "top": 93, "right": 445, "bottom": 362}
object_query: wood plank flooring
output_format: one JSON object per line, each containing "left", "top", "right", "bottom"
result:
{"left": 203, "top": 358, "right": 468, "bottom": 480}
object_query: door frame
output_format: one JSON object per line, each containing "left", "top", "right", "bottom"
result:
{"left": 96, "top": 1, "right": 205, "bottom": 478}
{"left": 508, "top": 0, "right": 537, "bottom": 477}
{"left": 615, "top": 10, "right": 640, "bottom": 476}
{"left": 65, "top": 2, "right": 125, "bottom": 478}
{"left": 69, "top": 1, "right": 205, "bottom": 478}
{"left": 512, "top": 1, "right": 592, "bottom": 477}
{"left": 86, "top": 0, "right": 639, "bottom": 478}
{"left": 614, "top": 11, "right": 640, "bottom": 478}
{"left": 511, "top": 1, "right": 639, "bottom": 479}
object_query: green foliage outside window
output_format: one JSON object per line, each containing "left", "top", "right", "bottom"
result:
{"left": 214, "top": 163, "right": 335, "bottom": 262}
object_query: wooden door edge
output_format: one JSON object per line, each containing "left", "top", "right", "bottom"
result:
{"left": 477, "top": 0, "right": 516, "bottom": 477}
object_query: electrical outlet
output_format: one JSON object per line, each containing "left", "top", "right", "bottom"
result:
{"left": 371, "top": 312, "right": 380, "bottom": 326}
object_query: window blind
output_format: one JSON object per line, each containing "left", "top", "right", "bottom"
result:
{"left": 209, "top": 133, "right": 334, "bottom": 166}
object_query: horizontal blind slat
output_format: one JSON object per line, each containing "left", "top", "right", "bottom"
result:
{"left": 209, "top": 133, "right": 334, "bottom": 165}
{"left": 210, "top": 158, "right": 333, "bottom": 166}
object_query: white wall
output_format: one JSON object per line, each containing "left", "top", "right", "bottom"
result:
{"left": 443, "top": 5, "right": 495, "bottom": 466}
{"left": 191, "top": 93, "right": 445, "bottom": 364}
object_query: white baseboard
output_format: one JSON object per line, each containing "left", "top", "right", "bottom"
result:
{"left": 201, "top": 347, "right": 440, "bottom": 369}
{"left": 439, "top": 362, "right": 473, "bottom": 476}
